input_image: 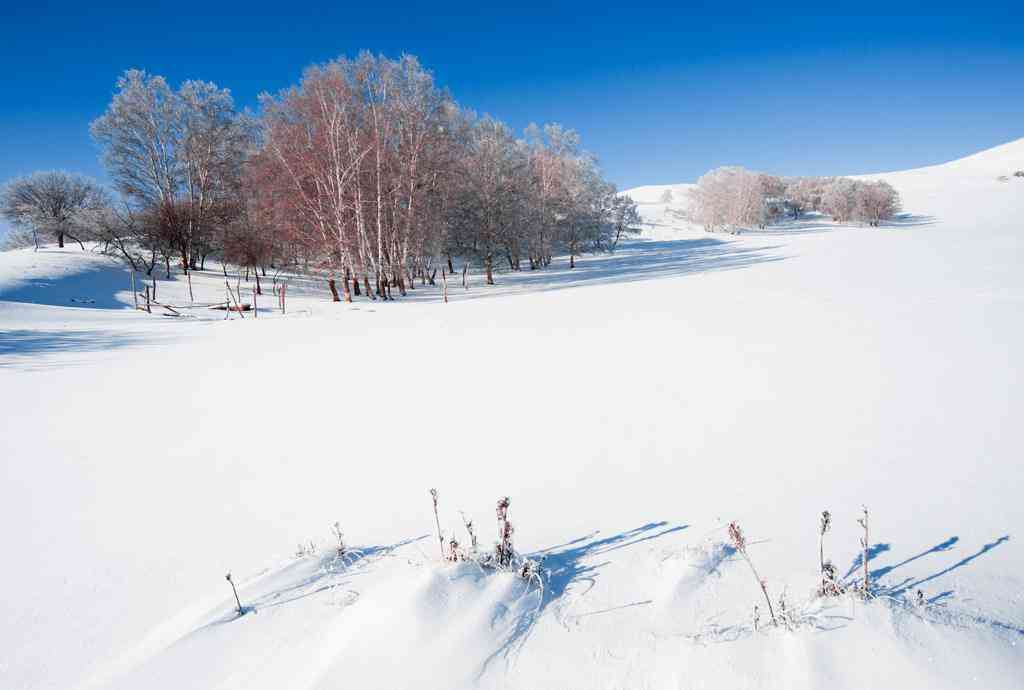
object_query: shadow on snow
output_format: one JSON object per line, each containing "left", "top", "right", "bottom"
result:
{"left": 0, "top": 258, "right": 134, "bottom": 310}
{"left": 481, "top": 521, "right": 688, "bottom": 676}
{"left": 0, "top": 328, "right": 146, "bottom": 366}
{"left": 845, "top": 534, "right": 1020, "bottom": 637}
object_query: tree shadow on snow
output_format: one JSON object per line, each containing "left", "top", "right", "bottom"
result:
{"left": 480, "top": 521, "right": 687, "bottom": 676}
{"left": 885, "top": 213, "right": 936, "bottom": 228}
{"left": 0, "top": 260, "right": 134, "bottom": 309}
{"left": 404, "top": 238, "right": 785, "bottom": 305}
{"left": 0, "top": 329, "right": 145, "bottom": 367}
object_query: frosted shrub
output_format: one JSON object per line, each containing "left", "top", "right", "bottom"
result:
{"left": 332, "top": 522, "right": 347, "bottom": 556}
{"left": 428, "top": 490, "right": 542, "bottom": 589}
{"left": 728, "top": 521, "right": 777, "bottom": 627}
{"left": 460, "top": 511, "right": 479, "bottom": 554}
{"left": 296, "top": 540, "right": 319, "bottom": 558}
{"left": 818, "top": 510, "right": 844, "bottom": 597}
{"left": 225, "top": 572, "right": 244, "bottom": 614}
{"left": 495, "top": 496, "right": 514, "bottom": 567}
{"left": 430, "top": 488, "right": 444, "bottom": 559}
{"left": 857, "top": 506, "right": 871, "bottom": 597}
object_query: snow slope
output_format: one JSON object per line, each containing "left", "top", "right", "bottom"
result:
{"left": 2, "top": 140, "right": 1023, "bottom": 690}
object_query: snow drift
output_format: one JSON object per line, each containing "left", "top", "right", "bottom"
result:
{"left": 2, "top": 139, "right": 1022, "bottom": 689}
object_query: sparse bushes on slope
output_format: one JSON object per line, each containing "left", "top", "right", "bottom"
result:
{"left": 427, "top": 488, "right": 542, "bottom": 586}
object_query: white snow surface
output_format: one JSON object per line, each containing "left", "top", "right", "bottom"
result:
{"left": 2, "top": 140, "right": 1023, "bottom": 689}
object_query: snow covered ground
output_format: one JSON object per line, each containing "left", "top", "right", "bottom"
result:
{"left": 2, "top": 140, "right": 1022, "bottom": 689}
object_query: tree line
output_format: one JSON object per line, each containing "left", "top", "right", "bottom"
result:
{"left": 0, "top": 53, "right": 643, "bottom": 300}
{"left": 687, "top": 167, "right": 902, "bottom": 232}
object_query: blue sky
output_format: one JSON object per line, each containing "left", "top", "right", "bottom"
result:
{"left": 1, "top": 0, "right": 1021, "bottom": 219}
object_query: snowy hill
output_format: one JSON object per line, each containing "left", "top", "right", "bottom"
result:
{"left": 2, "top": 140, "right": 1023, "bottom": 690}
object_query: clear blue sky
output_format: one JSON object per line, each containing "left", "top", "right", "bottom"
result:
{"left": 1, "top": 0, "right": 1021, "bottom": 209}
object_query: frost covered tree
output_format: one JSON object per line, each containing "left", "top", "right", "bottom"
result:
{"left": 556, "top": 154, "right": 615, "bottom": 267}
{"left": 820, "top": 177, "right": 860, "bottom": 224}
{"left": 785, "top": 177, "right": 830, "bottom": 218}
{"left": 608, "top": 194, "right": 642, "bottom": 251}
{"left": 449, "top": 117, "right": 526, "bottom": 284}
{"left": 688, "top": 166, "right": 767, "bottom": 232}
{"left": 854, "top": 180, "right": 901, "bottom": 226}
{"left": 0, "top": 172, "right": 107, "bottom": 250}
{"left": 91, "top": 69, "right": 252, "bottom": 273}
{"left": 229, "top": 53, "right": 619, "bottom": 297}
{"left": 689, "top": 166, "right": 902, "bottom": 231}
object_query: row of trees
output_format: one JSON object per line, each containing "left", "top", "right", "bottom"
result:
{"left": 687, "top": 167, "right": 902, "bottom": 232}
{"left": 1, "top": 54, "right": 643, "bottom": 300}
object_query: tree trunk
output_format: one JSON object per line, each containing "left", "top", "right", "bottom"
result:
{"left": 57, "top": 231, "right": 65, "bottom": 248}
{"left": 484, "top": 255, "right": 494, "bottom": 285}
{"left": 364, "top": 274, "right": 375, "bottom": 300}
{"left": 328, "top": 278, "right": 340, "bottom": 302}
{"left": 255, "top": 271, "right": 262, "bottom": 296}
{"left": 447, "top": 254, "right": 454, "bottom": 274}
{"left": 353, "top": 276, "right": 361, "bottom": 296}
{"left": 342, "top": 276, "right": 352, "bottom": 303}
{"left": 428, "top": 268, "right": 436, "bottom": 286}
{"left": 569, "top": 254, "right": 575, "bottom": 269}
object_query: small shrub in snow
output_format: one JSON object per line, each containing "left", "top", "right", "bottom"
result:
{"left": 857, "top": 506, "right": 872, "bottom": 598}
{"left": 495, "top": 496, "right": 514, "bottom": 567}
{"left": 225, "top": 572, "right": 244, "bottom": 614}
{"left": 460, "top": 511, "right": 479, "bottom": 555}
{"left": 777, "top": 589, "right": 795, "bottom": 630}
{"left": 728, "top": 521, "right": 777, "bottom": 627}
{"left": 817, "top": 510, "right": 844, "bottom": 597}
{"left": 1014, "top": 170, "right": 1024, "bottom": 177}
{"left": 332, "top": 522, "right": 347, "bottom": 556}
{"left": 296, "top": 540, "right": 319, "bottom": 558}
{"left": 430, "top": 488, "right": 445, "bottom": 559}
